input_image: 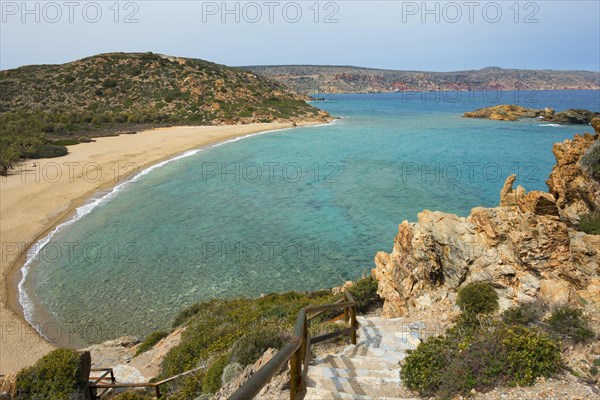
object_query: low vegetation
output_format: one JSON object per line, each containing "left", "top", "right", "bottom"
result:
{"left": 401, "top": 283, "right": 596, "bottom": 399}
{"left": 581, "top": 140, "right": 600, "bottom": 182}
{"left": 579, "top": 211, "right": 600, "bottom": 235}
{"left": 134, "top": 330, "right": 169, "bottom": 356}
{"left": 15, "top": 349, "right": 88, "bottom": 400}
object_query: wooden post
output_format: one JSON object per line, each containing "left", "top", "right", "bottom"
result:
{"left": 155, "top": 384, "right": 161, "bottom": 399}
{"left": 290, "top": 349, "right": 301, "bottom": 400}
{"left": 344, "top": 306, "right": 349, "bottom": 323}
{"left": 350, "top": 305, "right": 357, "bottom": 345}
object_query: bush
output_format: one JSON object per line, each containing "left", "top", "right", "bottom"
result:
{"left": 28, "top": 144, "right": 68, "bottom": 159}
{"left": 457, "top": 282, "right": 499, "bottom": 315}
{"left": 221, "top": 362, "right": 243, "bottom": 386}
{"left": 503, "top": 300, "right": 547, "bottom": 326}
{"left": 135, "top": 330, "right": 169, "bottom": 356}
{"left": 581, "top": 141, "right": 600, "bottom": 182}
{"left": 348, "top": 276, "right": 383, "bottom": 312}
{"left": 546, "top": 306, "right": 595, "bottom": 343}
{"left": 52, "top": 139, "right": 79, "bottom": 146}
{"left": 16, "top": 349, "right": 86, "bottom": 400}
{"left": 579, "top": 211, "right": 600, "bottom": 235}
{"left": 502, "top": 325, "right": 562, "bottom": 386}
{"left": 166, "top": 371, "right": 205, "bottom": 400}
{"left": 401, "top": 323, "right": 561, "bottom": 398}
{"left": 231, "top": 326, "right": 289, "bottom": 366}
{"left": 400, "top": 336, "right": 454, "bottom": 396}
{"left": 203, "top": 354, "right": 230, "bottom": 393}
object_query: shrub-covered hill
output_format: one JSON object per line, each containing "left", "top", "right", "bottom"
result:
{"left": 0, "top": 52, "right": 328, "bottom": 137}
{"left": 0, "top": 52, "right": 329, "bottom": 174}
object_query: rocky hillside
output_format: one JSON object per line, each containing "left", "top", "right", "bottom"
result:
{"left": 0, "top": 53, "right": 328, "bottom": 139}
{"left": 464, "top": 104, "right": 600, "bottom": 123}
{"left": 246, "top": 65, "right": 600, "bottom": 94}
{"left": 373, "top": 121, "right": 600, "bottom": 317}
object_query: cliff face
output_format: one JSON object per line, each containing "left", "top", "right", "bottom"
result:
{"left": 373, "top": 122, "right": 600, "bottom": 317}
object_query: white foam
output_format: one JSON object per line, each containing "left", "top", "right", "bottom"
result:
{"left": 18, "top": 123, "right": 329, "bottom": 339}
{"left": 539, "top": 123, "right": 562, "bottom": 127}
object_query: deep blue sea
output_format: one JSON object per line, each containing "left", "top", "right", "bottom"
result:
{"left": 22, "top": 90, "right": 600, "bottom": 345}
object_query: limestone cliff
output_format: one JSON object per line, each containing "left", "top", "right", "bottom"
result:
{"left": 463, "top": 105, "right": 600, "bottom": 124}
{"left": 373, "top": 121, "right": 600, "bottom": 317}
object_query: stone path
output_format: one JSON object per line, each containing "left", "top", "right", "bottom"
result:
{"left": 305, "top": 316, "right": 421, "bottom": 400}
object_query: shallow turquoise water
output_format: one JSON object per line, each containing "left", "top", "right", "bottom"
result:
{"left": 24, "top": 90, "right": 600, "bottom": 344}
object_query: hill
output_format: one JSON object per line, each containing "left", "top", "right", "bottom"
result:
{"left": 245, "top": 65, "right": 600, "bottom": 94}
{"left": 0, "top": 53, "right": 329, "bottom": 174}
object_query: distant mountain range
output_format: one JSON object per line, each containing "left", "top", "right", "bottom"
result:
{"left": 245, "top": 65, "right": 600, "bottom": 94}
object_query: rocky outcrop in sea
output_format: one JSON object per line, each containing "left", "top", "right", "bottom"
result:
{"left": 463, "top": 104, "right": 600, "bottom": 124}
{"left": 373, "top": 120, "right": 600, "bottom": 317}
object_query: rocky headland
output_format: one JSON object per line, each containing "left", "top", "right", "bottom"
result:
{"left": 464, "top": 104, "right": 600, "bottom": 124}
{"left": 373, "top": 119, "right": 600, "bottom": 318}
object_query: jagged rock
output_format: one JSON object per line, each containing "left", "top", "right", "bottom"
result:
{"left": 0, "top": 374, "right": 16, "bottom": 399}
{"left": 546, "top": 133, "right": 600, "bottom": 224}
{"left": 592, "top": 117, "right": 600, "bottom": 134}
{"left": 464, "top": 105, "right": 543, "bottom": 121}
{"left": 499, "top": 174, "right": 558, "bottom": 216}
{"left": 464, "top": 105, "right": 600, "bottom": 124}
{"left": 552, "top": 109, "right": 600, "bottom": 125}
{"left": 373, "top": 133, "right": 600, "bottom": 317}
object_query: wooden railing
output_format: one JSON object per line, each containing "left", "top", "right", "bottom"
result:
{"left": 230, "top": 291, "right": 358, "bottom": 400}
{"left": 88, "top": 366, "right": 204, "bottom": 399}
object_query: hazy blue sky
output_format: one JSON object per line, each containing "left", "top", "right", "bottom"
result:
{"left": 1, "top": 1, "right": 599, "bottom": 71}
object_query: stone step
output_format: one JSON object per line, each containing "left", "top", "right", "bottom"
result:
{"left": 307, "top": 375, "right": 405, "bottom": 398}
{"left": 309, "top": 365, "right": 399, "bottom": 379}
{"left": 305, "top": 387, "right": 415, "bottom": 400}
{"left": 355, "top": 337, "right": 420, "bottom": 352}
{"left": 340, "top": 345, "right": 406, "bottom": 363}
{"left": 311, "top": 354, "right": 400, "bottom": 371}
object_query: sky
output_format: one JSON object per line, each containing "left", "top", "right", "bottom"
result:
{"left": 1, "top": 0, "right": 599, "bottom": 71}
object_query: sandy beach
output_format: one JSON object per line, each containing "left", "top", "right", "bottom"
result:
{"left": 0, "top": 120, "right": 324, "bottom": 374}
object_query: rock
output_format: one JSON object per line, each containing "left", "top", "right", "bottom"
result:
{"left": 499, "top": 174, "right": 558, "bottom": 216}
{"left": 464, "top": 105, "right": 600, "bottom": 125}
{"left": 373, "top": 132, "right": 600, "bottom": 316}
{"left": 0, "top": 374, "right": 16, "bottom": 399}
{"left": 592, "top": 118, "right": 600, "bottom": 135}
{"left": 552, "top": 109, "right": 600, "bottom": 125}
{"left": 464, "top": 105, "right": 544, "bottom": 121}
{"left": 546, "top": 133, "right": 600, "bottom": 224}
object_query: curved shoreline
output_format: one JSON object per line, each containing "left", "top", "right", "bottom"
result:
{"left": 0, "top": 119, "right": 329, "bottom": 373}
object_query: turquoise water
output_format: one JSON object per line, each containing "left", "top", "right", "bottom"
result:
{"left": 23, "top": 90, "right": 600, "bottom": 345}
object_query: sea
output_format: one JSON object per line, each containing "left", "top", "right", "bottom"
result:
{"left": 20, "top": 90, "right": 600, "bottom": 345}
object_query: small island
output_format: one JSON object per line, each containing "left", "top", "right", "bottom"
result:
{"left": 464, "top": 104, "right": 600, "bottom": 124}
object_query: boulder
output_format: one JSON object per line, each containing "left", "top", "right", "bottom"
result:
{"left": 552, "top": 109, "right": 600, "bottom": 125}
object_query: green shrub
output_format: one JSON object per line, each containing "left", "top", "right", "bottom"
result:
{"left": 28, "top": 144, "right": 68, "bottom": 159}
{"left": 348, "top": 276, "right": 383, "bottom": 312}
{"left": 221, "top": 362, "right": 243, "bottom": 386}
{"left": 401, "top": 323, "right": 561, "bottom": 398}
{"left": 579, "top": 211, "right": 600, "bottom": 235}
{"left": 16, "top": 349, "right": 86, "bottom": 400}
{"left": 457, "top": 282, "right": 499, "bottom": 315}
{"left": 203, "top": 354, "right": 230, "bottom": 393}
{"left": 503, "top": 300, "right": 547, "bottom": 326}
{"left": 502, "top": 325, "right": 561, "bottom": 385}
{"left": 400, "top": 336, "right": 454, "bottom": 396}
{"left": 231, "top": 326, "right": 290, "bottom": 366}
{"left": 546, "top": 306, "right": 595, "bottom": 343}
{"left": 581, "top": 141, "right": 600, "bottom": 182}
{"left": 135, "top": 330, "right": 169, "bottom": 356}
{"left": 166, "top": 371, "right": 205, "bottom": 400}
{"left": 52, "top": 139, "right": 79, "bottom": 146}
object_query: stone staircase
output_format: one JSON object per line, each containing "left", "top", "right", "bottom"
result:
{"left": 305, "top": 315, "right": 422, "bottom": 400}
